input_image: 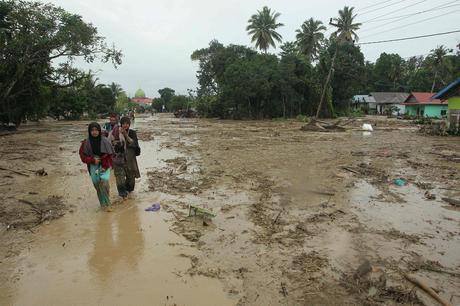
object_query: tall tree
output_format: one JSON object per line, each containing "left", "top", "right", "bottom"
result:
{"left": 156, "top": 87, "right": 176, "bottom": 111}
{"left": 428, "top": 45, "right": 450, "bottom": 93}
{"left": 316, "top": 6, "right": 361, "bottom": 118}
{"left": 295, "top": 18, "right": 326, "bottom": 62}
{"left": 279, "top": 41, "right": 299, "bottom": 58}
{"left": 0, "top": 1, "right": 122, "bottom": 126}
{"left": 246, "top": 6, "right": 284, "bottom": 53}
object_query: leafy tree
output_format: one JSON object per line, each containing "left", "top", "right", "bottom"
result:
{"left": 246, "top": 6, "right": 284, "bottom": 53}
{"left": 295, "top": 18, "right": 326, "bottom": 62}
{"left": 169, "top": 95, "right": 191, "bottom": 112}
{"left": 279, "top": 41, "right": 299, "bottom": 57}
{"left": 373, "top": 53, "right": 405, "bottom": 91}
{"left": 0, "top": 0, "right": 122, "bottom": 126}
{"left": 115, "top": 91, "right": 129, "bottom": 113}
{"left": 154, "top": 87, "right": 175, "bottom": 111}
{"left": 316, "top": 6, "right": 361, "bottom": 118}
{"left": 427, "top": 45, "right": 452, "bottom": 92}
{"left": 191, "top": 40, "right": 224, "bottom": 97}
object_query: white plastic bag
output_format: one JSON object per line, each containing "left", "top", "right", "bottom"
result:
{"left": 362, "top": 123, "right": 373, "bottom": 131}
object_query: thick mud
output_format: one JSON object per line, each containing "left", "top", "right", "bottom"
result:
{"left": 1, "top": 114, "right": 459, "bottom": 306}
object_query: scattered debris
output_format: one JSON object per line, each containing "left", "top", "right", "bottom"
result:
{"left": 0, "top": 196, "right": 65, "bottom": 230}
{"left": 300, "top": 118, "right": 354, "bottom": 132}
{"left": 280, "top": 282, "right": 288, "bottom": 297}
{"left": 188, "top": 205, "right": 216, "bottom": 218}
{"left": 145, "top": 203, "right": 161, "bottom": 212}
{"left": 403, "top": 273, "right": 453, "bottom": 306}
{"left": 393, "top": 178, "right": 407, "bottom": 186}
{"left": 362, "top": 123, "right": 373, "bottom": 131}
{"left": 174, "top": 109, "right": 196, "bottom": 118}
{"left": 0, "top": 166, "right": 30, "bottom": 177}
{"left": 306, "top": 189, "right": 336, "bottom": 196}
{"left": 35, "top": 168, "right": 48, "bottom": 176}
{"left": 441, "top": 197, "right": 460, "bottom": 207}
{"left": 424, "top": 191, "right": 436, "bottom": 200}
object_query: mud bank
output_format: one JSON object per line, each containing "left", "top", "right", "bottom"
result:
{"left": 1, "top": 114, "right": 459, "bottom": 306}
{"left": 0, "top": 116, "right": 234, "bottom": 306}
{"left": 143, "top": 115, "right": 460, "bottom": 305}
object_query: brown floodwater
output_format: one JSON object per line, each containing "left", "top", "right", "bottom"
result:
{"left": 0, "top": 117, "right": 234, "bottom": 306}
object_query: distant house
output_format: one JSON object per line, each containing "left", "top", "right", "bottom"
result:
{"left": 370, "top": 92, "right": 409, "bottom": 115}
{"left": 131, "top": 88, "right": 153, "bottom": 107}
{"left": 131, "top": 97, "right": 153, "bottom": 106}
{"left": 432, "top": 77, "right": 460, "bottom": 129}
{"left": 352, "top": 95, "right": 377, "bottom": 114}
{"left": 403, "top": 92, "right": 448, "bottom": 118}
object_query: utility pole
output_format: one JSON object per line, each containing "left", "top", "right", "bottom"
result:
{"left": 315, "top": 19, "right": 339, "bottom": 119}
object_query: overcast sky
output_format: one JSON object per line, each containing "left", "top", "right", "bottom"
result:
{"left": 45, "top": 0, "right": 460, "bottom": 97}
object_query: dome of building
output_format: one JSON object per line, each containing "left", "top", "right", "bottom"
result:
{"left": 134, "top": 88, "right": 146, "bottom": 98}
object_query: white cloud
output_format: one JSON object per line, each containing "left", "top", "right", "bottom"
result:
{"left": 43, "top": 0, "right": 460, "bottom": 97}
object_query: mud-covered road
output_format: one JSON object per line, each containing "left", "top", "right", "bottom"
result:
{"left": 1, "top": 114, "right": 459, "bottom": 306}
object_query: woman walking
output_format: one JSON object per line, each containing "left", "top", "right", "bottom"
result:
{"left": 79, "top": 122, "right": 114, "bottom": 211}
{"left": 110, "top": 116, "right": 140, "bottom": 199}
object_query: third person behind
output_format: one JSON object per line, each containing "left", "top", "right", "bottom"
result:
{"left": 109, "top": 117, "right": 141, "bottom": 199}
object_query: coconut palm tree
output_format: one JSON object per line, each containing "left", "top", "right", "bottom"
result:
{"left": 428, "top": 45, "right": 450, "bottom": 93}
{"left": 316, "top": 6, "right": 361, "bottom": 118}
{"left": 246, "top": 6, "right": 284, "bottom": 53}
{"left": 295, "top": 18, "right": 326, "bottom": 62}
{"left": 330, "top": 6, "right": 361, "bottom": 43}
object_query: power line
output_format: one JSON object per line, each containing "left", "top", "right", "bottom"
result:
{"left": 356, "top": 0, "right": 395, "bottom": 12}
{"left": 360, "top": 0, "right": 442, "bottom": 24}
{"left": 357, "top": 0, "right": 411, "bottom": 16}
{"left": 358, "top": 29, "right": 460, "bottom": 45}
{"left": 361, "top": 1, "right": 460, "bottom": 24}
{"left": 361, "top": 9, "right": 460, "bottom": 39}
{"left": 359, "top": 1, "right": 460, "bottom": 33}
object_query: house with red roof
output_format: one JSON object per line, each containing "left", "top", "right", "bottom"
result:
{"left": 130, "top": 88, "right": 153, "bottom": 107}
{"left": 403, "top": 92, "right": 448, "bottom": 118}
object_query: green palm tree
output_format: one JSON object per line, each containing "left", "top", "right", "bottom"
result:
{"left": 316, "top": 6, "right": 361, "bottom": 118}
{"left": 295, "top": 18, "right": 326, "bottom": 62}
{"left": 110, "top": 82, "right": 123, "bottom": 99}
{"left": 330, "top": 6, "right": 361, "bottom": 43}
{"left": 429, "top": 45, "right": 450, "bottom": 93}
{"left": 246, "top": 6, "right": 284, "bottom": 53}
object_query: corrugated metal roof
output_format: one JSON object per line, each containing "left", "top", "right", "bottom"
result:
{"left": 370, "top": 92, "right": 410, "bottom": 104}
{"left": 403, "top": 92, "right": 447, "bottom": 105}
{"left": 352, "top": 95, "right": 376, "bottom": 103}
{"left": 431, "top": 78, "right": 460, "bottom": 100}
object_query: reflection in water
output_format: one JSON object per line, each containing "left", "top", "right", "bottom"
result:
{"left": 88, "top": 204, "right": 144, "bottom": 282}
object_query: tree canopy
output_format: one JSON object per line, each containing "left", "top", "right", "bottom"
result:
{"left": 0, "top": 0, "right": 122, "bottom": 126}
{"left": 246, "top": 6, "right": 284, "bottom": 53}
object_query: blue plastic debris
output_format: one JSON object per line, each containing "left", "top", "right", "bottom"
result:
{"left": 145, "top": 203, "right": 161, "bottom": 212}
{"left": 393, "top": 178, "right": 407, "bottom": 186}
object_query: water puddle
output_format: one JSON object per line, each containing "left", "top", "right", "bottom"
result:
{"left": 350, "top": 180, "right": 460, "bottom": 267}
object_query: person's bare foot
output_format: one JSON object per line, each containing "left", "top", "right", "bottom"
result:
{"left": 104, "top": 206, "right": 113, "bottom": 212}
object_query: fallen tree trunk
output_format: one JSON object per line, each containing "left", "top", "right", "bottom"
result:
{"left": 403, "top": 273, "right": 453, "bottom": 306}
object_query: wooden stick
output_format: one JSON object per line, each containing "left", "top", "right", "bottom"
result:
{"left": 441, "top": 197, "right": 460, "bottom": 207}
{"left": 272, "top": 209, "right": 283, "bottom": 225}
{"left": 403, "top": 273, "right": 453, "bottom": 306}
{"left": 341, "top": 166, "right": 360, "bottom": 174}
{"left": 421, "top": 266, "right": 460, "bottom": 278}
{"left": 307, "top": 189, "right": 336, "bottom": 196}
{"left": 0, "top": 166, "right": 30, "bottom": 177}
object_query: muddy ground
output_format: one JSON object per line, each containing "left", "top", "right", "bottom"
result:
{"left": 0, "top": 114, "right": 459, "bottom": 306}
